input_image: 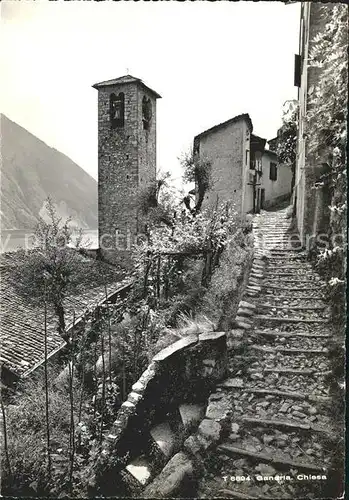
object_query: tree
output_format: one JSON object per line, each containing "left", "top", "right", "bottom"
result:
{"left": 137, "top": 171, "right": 177, "bottom": 230}
{"left": 275, "top": 100, "right": 298, "bottom": 194}
{"left": 10, "top": 197, "right": 104, "bottom": 341}
{"left": 181, "top": 150, "right": 212, "bottom": 214}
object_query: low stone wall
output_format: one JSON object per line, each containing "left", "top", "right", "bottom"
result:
{"left": 141, "top": 327, "right": 248, "bottom": 498}
{"left": 92, "top": 331, "right": 227, "bottom": 492}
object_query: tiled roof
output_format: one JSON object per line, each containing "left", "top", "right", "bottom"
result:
{"left": 251, "top": 134, "right": 267, "bottom": 151}
{"left": 0, "top": 251, "right": 131, "bottom": 378}
{"left": 194, "top": 113, "right": 253, "bottom": 142}
{"left": 92, "top": 74, "right": 161, "bottom": 99}
{"left": 268, "top": 136, "right": 278, "bottom": 144}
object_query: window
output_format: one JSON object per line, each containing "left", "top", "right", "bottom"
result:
{"left": 142, "top": 96, "right": 152, "bottom": 130}
{"left": 269, "top": 162, "right": 277, "bottom": 181}
{"left": 246, "top": 149, "right": 250, "bottom": 167}
{"left": 110, "top": 92, "right": 125, "bottom": 128}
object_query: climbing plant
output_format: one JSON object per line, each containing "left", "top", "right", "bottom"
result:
{"left": 276, "top": 100, "right": 298, "bottom": 193}
{"left": 307, "top": 3, "right": 347, "bottom": 324}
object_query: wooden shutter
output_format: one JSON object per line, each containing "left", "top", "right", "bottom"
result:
{"left": 294, "top": 54, "right": 301, "bottom": 87}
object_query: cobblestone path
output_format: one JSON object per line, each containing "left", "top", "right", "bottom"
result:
{"left": 197, "top": 208, "right": 342, "bottom": 499}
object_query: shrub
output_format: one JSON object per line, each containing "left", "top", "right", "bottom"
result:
{"left": 199, "top": 227, "right": 253, "bottom": 330}
{"left": 1, "top": 369, "right": 81, "bottom": 497}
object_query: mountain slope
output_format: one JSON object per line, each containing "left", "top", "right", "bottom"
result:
{"left": 1, "top": 114, "right": 98, "bottom": 230}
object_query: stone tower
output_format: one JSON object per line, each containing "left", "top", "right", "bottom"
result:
{"left": 93, "top": 75, "right": 161, "bottom": 266}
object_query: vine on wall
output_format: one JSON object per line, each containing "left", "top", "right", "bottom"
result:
{"left": 307, "top": 4, "right": 347, "bottom": 324}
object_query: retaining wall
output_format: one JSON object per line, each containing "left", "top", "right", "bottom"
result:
{"left": 92, "top": 331, "right": 227, "bottom": 493}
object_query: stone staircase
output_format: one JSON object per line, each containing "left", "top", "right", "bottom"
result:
{"left": 123, "top": 403, "right": 205, "bottom": 490}
{"left": 197, "top": 208, "right": 341, "bottom": 499}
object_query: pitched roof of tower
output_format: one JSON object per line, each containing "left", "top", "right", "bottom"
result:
{"left": 194, "top": 113, "right": 253, "bottom": 142}
{"left": 92, "top": 74, "right": 162, "bottom": 98}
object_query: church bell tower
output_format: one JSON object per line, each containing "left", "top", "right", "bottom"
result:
{"left": 93, "top": 75, "right": 161, "bottom": 266}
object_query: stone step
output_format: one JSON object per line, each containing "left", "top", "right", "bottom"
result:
{"left": 267, "top": 260, "right": 308, "bottom": 267}
{"left": 271, "top": 264, "right": 312, "bottom": 269}
{"left": 258, "top": 241, "right": 294, "bottom": 245}
{"left": 248, "top": 367, "right": 331, "bottom": 376}
{"left": 263, "top": 278, "right": 323, "bottom": 284}
{"left": 239, "top": 300, "right": 257, "bottom": 310}
{"left": 248, "top": 367, "right": 314, "bottom": 375}
{"left": 261, "top": 226, "right": 292, "bottom": 228}
{"left": 249, "top": 345, "right": 328, "bottom": 355}
{"left": 265, "top": 275, "right": 320, "bottom": 281}
{"left": 255, "top": 330, "right": 331, "bottom": 339}
{"left": 125, "top": 455, "right": 153, "bottom": 485}
{"left": 264, "top": 274, "right": 319, "bottom": 280}
{"left": 255, "top": 315, "right": 329, "bottom": 324}
{"left": 266, "top": 256, "right": 307, "bottom": 261}
{"left": 258, "top": 304, "right": 326, "bottom": 311}
{"left": 263, "top": 285, "right": 322, "bottom": 291}
{"left": 240, "top": 416, "right": 331, "bottom": 435}
{"left": 256, "top": 231, "right": 292, "bottom": 234}
{"left": 217, "top": 488, "right": 264, "bottom": 499}
{"left": 259, "top": 232, "right": 296, "bottom": 235}
{"left": 245, "top": 332, "right": 329, "bottom": 352}
{"left": 179, "top": 403, "right": 205, "bottom": 428}
{"left": 260, "top": 245, "right": 300, "bottom": 249}
{"left": 267, "top": 254, "right": 307, "bottom": 259}
{"left": 262, "top": 239, "right": 300, "bottom": 243}
{"left": 266, "top": 248, "right": 304, "bottom": 253}
{"left": 264, "top": 291, "right": 325, "bottom": 299}
{"left": 241, "top": 387, "right": 331, "bottom": 403}
{"left": 217, "top": 443, "right": 327, "bottom": 472}
{"left": 262, "top": 246, "right": 302, "bottom": 250}
{"left": 150, "top": 422, "right": 175, "bottom": 458}
{"left": 220, "top": 383, "right": 332, "bottom": 405}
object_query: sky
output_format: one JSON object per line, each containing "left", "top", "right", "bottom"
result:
{"left": 0, "top": 0, "right": 300, "bottom": 186}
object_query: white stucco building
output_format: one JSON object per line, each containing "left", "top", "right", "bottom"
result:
{"left": 194, "top": 114, "right": 292, "bottom": 215}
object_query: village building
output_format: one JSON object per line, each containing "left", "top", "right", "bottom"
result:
{"left": 93, "top": 75, "right": 161, "bottom": 266}
{"left": 193, "top": 114, "right": 292, "bottom": 215}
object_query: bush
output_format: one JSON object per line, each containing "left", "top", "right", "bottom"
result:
{"left": 200, "top": 227, "right": 253, "bottom": 330}
{"left": 1, "top": 369, "right": 81, "bottom": 497}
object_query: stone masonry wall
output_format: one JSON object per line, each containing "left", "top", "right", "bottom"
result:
{"left": 97, "top": 82, "right": 157, "bottom": 266}
{"left": 91, "top": 331, "right": 227, "bottom": 493}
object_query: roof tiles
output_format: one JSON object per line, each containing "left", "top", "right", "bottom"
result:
{"left": 0, "top": 251, "right": 130, "bottom": 378}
